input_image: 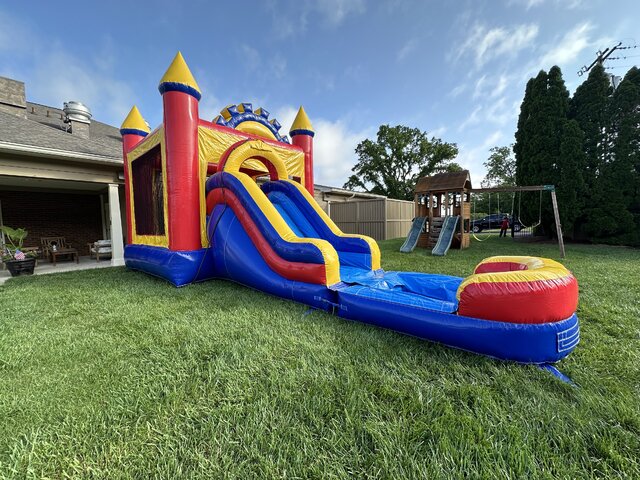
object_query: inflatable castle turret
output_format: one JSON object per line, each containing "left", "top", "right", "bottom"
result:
{"left": 290, "top": 106, "right": 315, "bottom": 195}
{"left": 159, "top": 52, "right": 202, "bottom": 251}
{"left": 120, "top": 106, "right": 150, "bottom": 244}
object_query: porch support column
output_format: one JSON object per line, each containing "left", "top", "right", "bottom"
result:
{"left": 108, "top": 183, "right": 125, "bottom": 266}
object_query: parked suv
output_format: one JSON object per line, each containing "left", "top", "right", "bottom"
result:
{"left": 471, "top": 214, "right": 523, "bottom": 233}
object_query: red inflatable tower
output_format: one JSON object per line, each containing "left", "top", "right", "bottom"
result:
{"left": 289, "top": 106, "right": 315, "bottom": 196}
{"left": 158, "top": 52, "right": 202, "bottom": 251}
{"left": 120, "top": 106, "right": 150, "bottom": 244}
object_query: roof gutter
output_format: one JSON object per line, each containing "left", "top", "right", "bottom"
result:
{"left": 327, "top": 188, "right": 385, "bottom": 199}
{"left": 0, "top": 141, "right": 123, "bottom": 166}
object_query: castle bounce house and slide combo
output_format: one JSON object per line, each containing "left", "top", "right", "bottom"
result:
{"left": 120, "top": 53, "right": 580, "bottom": 364}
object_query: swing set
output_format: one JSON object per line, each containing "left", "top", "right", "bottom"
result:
{"left": 470, "top": 185, "right": 565, "bottom": 258}
{"left": 470, "top": 190, "right": 542, "bottom": 238}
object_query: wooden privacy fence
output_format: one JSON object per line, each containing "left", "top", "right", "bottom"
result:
{"left": 329, "top": 198, "right": 415, "bottom": 241}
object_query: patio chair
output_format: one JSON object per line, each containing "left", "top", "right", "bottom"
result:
{"left": 88, "top": 239, "right": 112, "bottom": 262}
{"left": 40, "top": 236, "right": 78, "bottom": 265}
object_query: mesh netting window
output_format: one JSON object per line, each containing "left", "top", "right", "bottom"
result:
{"left": 131, "top": 145, "right": 165, "bottom": 236}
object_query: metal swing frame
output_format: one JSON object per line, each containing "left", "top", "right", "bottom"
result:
{"left": 470, "top": 185, "right": 565, "bottom": 258}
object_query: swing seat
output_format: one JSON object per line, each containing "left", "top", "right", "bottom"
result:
{"left": 456, "top": 256, "right": 578, "bottom": 324}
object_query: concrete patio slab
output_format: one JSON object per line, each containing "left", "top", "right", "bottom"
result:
{"left": 0, "top": 256, "right": 119, "bottom": 285}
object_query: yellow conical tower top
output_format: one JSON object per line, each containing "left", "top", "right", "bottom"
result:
{"left": 158, "top": 51, "right": 201, "bottom": 100}
{"left": 120, "top": 105, "right": 150, "bottom": 135}
{"left": 289, "top": 106, "right": 314, "bottom": 136}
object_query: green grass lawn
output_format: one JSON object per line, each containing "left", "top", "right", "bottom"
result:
{"left": 1, "top": 238, "right": 639, "bottom": 479}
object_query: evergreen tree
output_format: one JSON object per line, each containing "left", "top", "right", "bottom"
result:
{"left": 600, "top": 67, "right": 640, "bottom": 244}
{"left": 557, "top": 119, "right": 586, "bottom": 235}
{"left": 514, "top": 70, "right": 548, "bottom": 226}
{"left": 514, "top": 77, "right": 535, "bottom": 186}
{"left": 569, "top": 64, "right": 613, "bottom": 236}
{"left": 544, "top": 66, "right": 571, "bottom": 177}
{"left": 515, "top": 62, "right": 640, "bottom": 245}
{"left": 515, "top": 71, "right": 547, "bottom": 187}
{"left": 514, "top": 66, "right": 571, "bottom": 234}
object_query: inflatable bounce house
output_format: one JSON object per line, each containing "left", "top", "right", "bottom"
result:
{"left": 120, "top": 53, "right": 579, "bottom": 364}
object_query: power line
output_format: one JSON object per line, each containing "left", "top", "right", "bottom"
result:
{"left": 607, "top": 54, "right": 640, "bottom": 60}
{"left": 606, "top": 65, "right": 635, "bottom": 70}
{"left": 577, "top": 42, "right": 623, "bottom": 76}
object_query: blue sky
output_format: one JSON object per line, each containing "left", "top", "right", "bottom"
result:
{"left": 1, "top": 1, "right": 638, "bottom": 186}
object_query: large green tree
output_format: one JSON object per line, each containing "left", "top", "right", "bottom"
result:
{"left": 569, "top": 64, "right": 613, "bottom": 187}
{"left": 514, "top": 66, "right": 571, "bottom": 233}
{"left": 514, "top": 71, "right": 545, "bottom": 187}
{"left": 557, "top": 119, "right": 586, "bottom": 235}
{"left": 568, "top": 64, "right": 613, "bottom": 237}
{"left": 344, "top": 125, "right": 459, "bottom": 200}
{"left": 585, "top": 66, "right": 640, "bottom": 244}
{"left": 475, "top": 145, "right": 517, "bottom": 219}
{"left": 515, "top": 63, "right": 640, "bottom": 244}
{"left": 481, "top": 145, "right": 516, "bottom": 187}
{"left": 612, "top": 67, "right": 640, "bottom": 244}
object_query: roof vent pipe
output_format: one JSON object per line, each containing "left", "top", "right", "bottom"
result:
{"left": 63, "top": 101, "right": 92, "bottom": 124}
{"left": 63, "top": 101, "right": 91, "bottom": 139}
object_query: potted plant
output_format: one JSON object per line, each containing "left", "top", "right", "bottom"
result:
{"left": 1, "top": 226, "right": 37, "bottom": 277}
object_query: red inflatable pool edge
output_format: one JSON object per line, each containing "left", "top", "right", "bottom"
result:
{"left": 457, "top": 256, "right": 579, "bottom": 324}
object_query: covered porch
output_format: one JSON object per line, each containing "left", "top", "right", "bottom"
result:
{"left": 0, "top": 175, "right": 125, "bottom": 280}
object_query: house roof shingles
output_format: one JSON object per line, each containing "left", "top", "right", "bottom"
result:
{"left": 0, "top": 102, "right": 122, "bottom": 160}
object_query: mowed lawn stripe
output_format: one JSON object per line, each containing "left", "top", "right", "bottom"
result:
{"left": 0, "top": 238, "right": 638, "bottom": 478}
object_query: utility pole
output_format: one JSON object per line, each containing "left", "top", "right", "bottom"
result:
{"left": 577, "top": 42, "right": 622, "bottom": 76}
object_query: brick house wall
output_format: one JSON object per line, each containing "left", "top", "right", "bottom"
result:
{"left": 0, "top": 190, "right": 103, "bottom": 253}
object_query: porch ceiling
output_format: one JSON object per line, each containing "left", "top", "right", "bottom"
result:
{"left": 0, "top": 175, "right": 109, "bottom": 193}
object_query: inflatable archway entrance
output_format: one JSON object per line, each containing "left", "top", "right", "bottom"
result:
{"left": 217, "top": 139, "right": 289, "bottom": 182}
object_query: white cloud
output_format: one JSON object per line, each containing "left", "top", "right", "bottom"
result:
{"left": 538, "top": 22, "right": 594, "bottom": 67}
{"left": 0, "top": 9, "right": 138, "bottom": 126}
{"left": 485, "top": 96, "right": 519, "bottom": 126}
{"left": 310, "top": 71, "right": 336, "bottom": 93}
{"left": 316, "top": 0, "right": 366, "bottom": 26}
{"left": 456, "top": 23, "right": 539, "bottom": 68}
{"left": 472, "top": 75, "right": 488, "bottom": 99}
{"left": 458, "top": 105, "right": 483, "bottom": 131}
{"left": 473, "top": 74, "right": 512, "bottom": 100}
{"left": 507, "top": 0, "right": 546, "bottom": 9}
{"left": 430, "top": 126, "right": 447, "bottom": 138}
{"left": 456, "top": 130, "right": 506, "bottom": 184}
{"left": 268, "top": 0, "right": 366, "bottom": 38}
{"left": 481, "top": 130, "right": 504, "bottom": 149}
{"left": 275, "top": 106, "right": 374, "bottom": 187}
{"left": 449, "top": 83, "right": 467, "bottom": 98}
{"left": 458, "top": 95, "right": 518, "bottom": 132}
{"left": 507, "top": 0, "right": 583, "bottom": 10}
{"left": 397, "top": 39, "right": 418, "bottom": 62}
{"left": 198, "top": 93, "right": 225, "bottom": 123}
{"left": 344, "top": 64, "right": 364, "bottom": 82}
{"left": 237, "top": 44, "right": 287, "bottom": 80}
{"left": 0, "top": 10, "right": 32, "bottom": 54}
{"left": 493, "top": 74, "right": 510, "bottom": 98}
{"left": 26, "top": 48, "right": 137, "bottom": 125}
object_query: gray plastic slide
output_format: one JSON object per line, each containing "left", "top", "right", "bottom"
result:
{"left": 400, "top": 217, "right": 427, "bottom": 253}
{"left": 431, "top": 216, "right": 460, "bottom": 256}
